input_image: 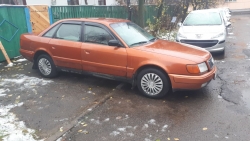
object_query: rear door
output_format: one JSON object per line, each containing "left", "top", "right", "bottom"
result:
{"left": 49, "top": 21, "right": 82, "bottom": 69}
{"left": 81, "top": 22, "right": 127, "bottom": 77}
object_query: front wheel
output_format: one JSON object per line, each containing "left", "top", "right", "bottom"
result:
{"left": 37, "top": 54, "right": 57, "bottom": 78}
{"left": 137, "top": 68, "right": 170, "bottom": 99}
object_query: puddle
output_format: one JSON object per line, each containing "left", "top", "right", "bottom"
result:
{"left": 242, "top": 89, "right": 250, "bottom": 109}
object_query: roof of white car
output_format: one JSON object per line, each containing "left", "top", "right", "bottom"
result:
{"left": 190, "top": 9, "right": 220, "bottom": 13}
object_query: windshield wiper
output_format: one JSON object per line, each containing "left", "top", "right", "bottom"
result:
{"left": 130, "top": 41, "right": 148, "bottom": 46}
{"left": 149, "top": 37, "right": 157, "bottom": 42}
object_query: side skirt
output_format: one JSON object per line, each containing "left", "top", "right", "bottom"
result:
{"left": 57, "top": 67, "right": 133, "bottom": 84}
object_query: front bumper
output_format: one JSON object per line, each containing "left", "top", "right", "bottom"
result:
{"left": 176, "top": 39, "right": 225, "bottom": 53}
{"left": 169, "top": 66, "right": 217, "bottom": 91}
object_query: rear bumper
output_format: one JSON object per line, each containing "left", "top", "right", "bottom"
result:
{"left": 169, "top": 67, "right": 217, "bottom": 91}
{"left": 20, "top": 49, "right": 34, "bottom": 62}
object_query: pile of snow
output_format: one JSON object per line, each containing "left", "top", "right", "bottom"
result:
{"left": 0, "top": 103, "right": 42, "bottom": 141}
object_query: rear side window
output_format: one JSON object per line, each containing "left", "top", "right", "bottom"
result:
{"left": 43, "top": 24, "right": 60, "bottom": 38}
{"left": 55, "top": 24, "right": 82, "bottom": 41}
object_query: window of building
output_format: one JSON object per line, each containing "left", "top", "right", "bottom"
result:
{"left": 225, "top": 0, "right": 236, "bottom": 2}
{"left": 98, "top": 0, "right": 106, "bottom": 5}
{"left": 67, "top": 0, "right": 79, "bottom": 5}
{"left": 0, "top": 0, "right": 25, "bottom": 5}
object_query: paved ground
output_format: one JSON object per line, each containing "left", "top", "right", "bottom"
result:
{"left": 0, "top": 14, "right": 250, "bottom": 141}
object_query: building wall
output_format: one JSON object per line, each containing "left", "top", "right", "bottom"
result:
{"left": 26, "top": 0, "right": 68, "bottom": 6}
{"left": 79, "top": 0, "right": 118, "bottom": 5}
{"left": 219, "top": 0, "right": 250, "bottom": 10}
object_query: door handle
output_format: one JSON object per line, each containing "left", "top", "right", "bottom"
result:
{"left": 52, "top": 47, "right": 55, "bottom": 49}
{"left": 85, "top": 50, "right": 90, "bottom": 54}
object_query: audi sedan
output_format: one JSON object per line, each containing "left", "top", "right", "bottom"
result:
{"left": 20, "top": 18, "right": 216, "bottom": 98}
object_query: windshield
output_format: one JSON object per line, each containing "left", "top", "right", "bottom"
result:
{"left": 110, "top": 22, "right": 155, "bottom": 47}
{"left": 183, "top": 12, "right": 222, "bottom": 26}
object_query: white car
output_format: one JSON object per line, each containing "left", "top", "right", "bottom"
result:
{"left": 176, "top": 9, "right": 230, "bottom": 54}
{"left": 217, "top": 8, "right": 231, "bottom": 22}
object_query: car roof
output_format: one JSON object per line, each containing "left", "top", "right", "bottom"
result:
{"left": 58, "top": 18, "right": 130, "bottom": 25}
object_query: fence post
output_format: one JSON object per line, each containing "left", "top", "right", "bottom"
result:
{"left": 48, "top": 7, "right": 53, "bottom": 25}
{"left": 24, "top": 7, "right": 32, "bottom": 33}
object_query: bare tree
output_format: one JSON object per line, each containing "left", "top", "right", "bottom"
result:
{"left": 191, "top": 0, "right": 225, "bottom": 10}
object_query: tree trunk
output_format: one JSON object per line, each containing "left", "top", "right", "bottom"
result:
{"left": 138, "top": 0, "right": 145, "bottom": 27}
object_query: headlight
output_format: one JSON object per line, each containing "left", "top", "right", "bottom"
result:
{"left": 177, "top": 32, "right": 187, "bottom": 38}
{"left": 211, "top": 32, "right": 224, "bottom": 39}
{"left": 198, "top": 62, "right": 208, "bottom": 73}
{"left": 187, "top": 62, "right": 208, "bottom": 74}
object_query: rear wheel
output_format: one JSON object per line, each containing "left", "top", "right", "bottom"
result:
{"left": 37, "top": 54, "right": 57, "bottom": 78}
{"left": 137, "top": 68, "right": 170, "bottom": 98}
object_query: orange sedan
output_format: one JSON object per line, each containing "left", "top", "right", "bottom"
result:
{"left": 20, "top": 18, "right": 216, "bottom": 98}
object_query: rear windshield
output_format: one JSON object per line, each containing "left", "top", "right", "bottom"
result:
{"left": 183, "top": 12, "right": 222, "bottom": 26}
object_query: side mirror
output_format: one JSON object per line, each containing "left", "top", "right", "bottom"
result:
{"left": 226, "top": 22, "right": 231, "bottom": 27}
{"left": 178, "top": 23, "right": 182, "bottom": 27}
{"left": 108, "top": 40, "right": 121, "bottom": 47}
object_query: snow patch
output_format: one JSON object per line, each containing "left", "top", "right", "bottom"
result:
{"left": 148, "top": 119, "right": 156, "bottom": 125}
{"left": 110, "top": 131, "right": 120, "bottom": 136}
{"left": 117, "top": 127, "right": 126, "bottom": 132}
{"left": 145, "top": 138, "right": 152, "bottom": 141}
{"left": 161, "top": 124, "right": 168, "bottom": 132}
{"left": 0, "top": 103, "right": 43, "bottom": 141}
{"left": 0, "top": 74, "right": 53, "bottom": 91}
{"left": 127, "top": 133, "right": 134, "bottom": 137}
{"left": 90, "top": 118, "right": 101, "bottom": 125}
{"left": 142, "top": 124, "right": 149, "bottom": 130}
{"left": 104, "top": 118, "right": 110, "bottom": 122}
{"left": 14, "top": 59, "right": 27, "bottom": 62}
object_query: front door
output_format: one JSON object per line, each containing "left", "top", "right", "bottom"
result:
{"left": 81, "top": 23, "right": 127, "bottom": 77}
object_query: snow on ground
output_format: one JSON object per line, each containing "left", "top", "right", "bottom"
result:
{"left": 13, "top": 59, "right": 27, "bottom": 63}
{"left": 0, "top": 74, "right": 53, "bottom": 91}
{"left": 0, "top": 103, "right": 43, "bottom": 141}
{"left": 0, "top": 74, "right": 53, "bottom": 141}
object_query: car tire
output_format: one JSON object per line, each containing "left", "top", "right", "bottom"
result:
{"left": 137, "top": 68, "right": 170, "bottom": 99}
{"left": 37, "top": 54, "right": 57, "bottom": 78}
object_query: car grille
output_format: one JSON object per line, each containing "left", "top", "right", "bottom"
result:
{"left": 207, "top": 57, "right": 214, "bottom": 69}
{"left": 180, "top": 40, "right": 218, "bottom": 48}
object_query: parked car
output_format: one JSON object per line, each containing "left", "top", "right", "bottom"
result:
{"left": 176, "top": 9, "right": 230, "bottom": 54}
{"left": 20, "top": 18, "right": 216, "bottom": 98}
{"left": 217, "top": 8, "right": 231, "bottom": 22}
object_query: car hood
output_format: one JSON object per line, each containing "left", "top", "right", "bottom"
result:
{"left": 181, "top": 25, "right": 223, "bottom": 34}
{"left": 134, "top": 39, "right": 210, "bottom": 63}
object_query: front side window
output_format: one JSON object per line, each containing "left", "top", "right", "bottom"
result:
{"left": 55, "top": 24, "right": 81, "bottom": 41}
{"left": 110, "top": 22, "right": 155, "bottom": 47}
{"left": 84, "top": 25, "right": 114, "bottom": 45}
{"left": 183, "top": 12, "right": 222, "bottom": 26}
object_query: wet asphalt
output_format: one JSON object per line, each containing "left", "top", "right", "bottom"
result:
{"left": 0, "top": 14, "right": 250, "bottom": 141}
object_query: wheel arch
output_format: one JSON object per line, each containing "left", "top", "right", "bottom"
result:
{"left": 132, "top": 64, "right": 172, "bottom": 88}
{"left": 33, "top": 50, "right": 53, "bottom": 69}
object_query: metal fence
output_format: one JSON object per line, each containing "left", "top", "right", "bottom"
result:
{"left": 51, "top": 6, "right": 128, "bottom": 23}
{"left": 51, "top": 5, "right": 159, "bottom": 26}
{"left": 0, "top": 6, "right": 30, "bottom": 62}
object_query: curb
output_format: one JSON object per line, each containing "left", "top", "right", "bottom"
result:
{"left": 45, "top": 92, "right": 114, "bottom": 141}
